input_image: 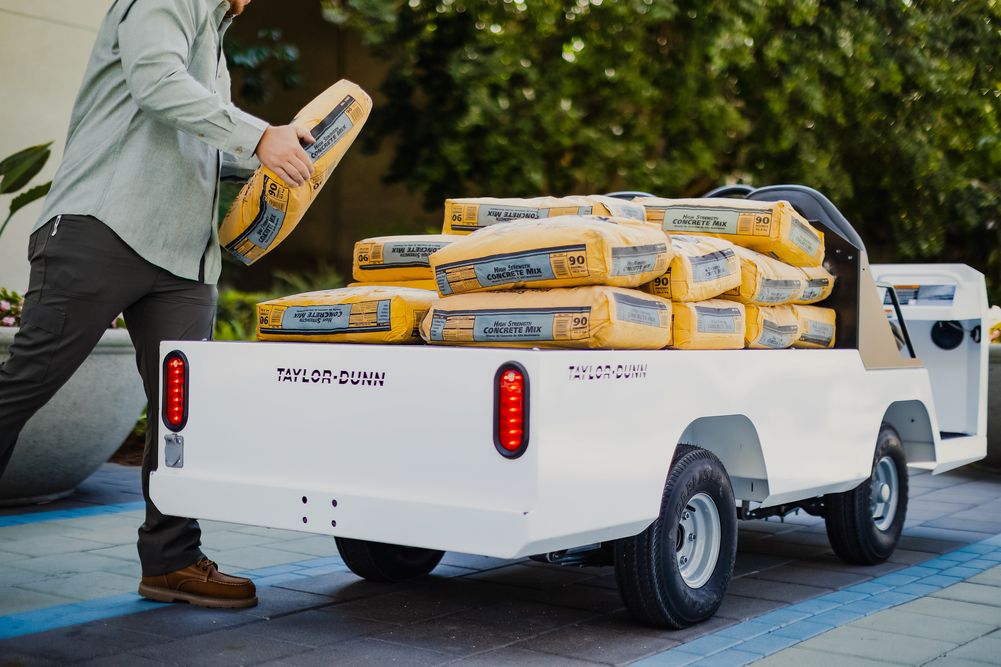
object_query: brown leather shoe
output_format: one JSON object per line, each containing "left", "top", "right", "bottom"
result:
{"left": 139, "top": 557, "right": 258, "bottom": 608}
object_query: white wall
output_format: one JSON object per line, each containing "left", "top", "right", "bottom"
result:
{"left": 0, "top": 1, "right": 108, "bottom": 291}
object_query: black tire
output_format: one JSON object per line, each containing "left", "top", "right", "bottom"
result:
{"left": 614, "top": 445, "right": 738, "bottom": 629}
{"left": 335, "top": 537, "right": 445, "bottom": 582}
{"left": 825, "top": 423, "right": 908, "bottom": 565}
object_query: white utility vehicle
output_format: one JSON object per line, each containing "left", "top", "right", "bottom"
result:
{"left": 151, "top": 186, "right": 990, "bottom": 629}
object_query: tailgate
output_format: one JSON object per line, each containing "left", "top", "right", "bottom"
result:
{"left": 150, "top": 341, "right": 540, "bottom": 554}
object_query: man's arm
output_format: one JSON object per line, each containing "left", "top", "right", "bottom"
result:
{"left": 118, "top": 0, "right": 314, "bottom": 187}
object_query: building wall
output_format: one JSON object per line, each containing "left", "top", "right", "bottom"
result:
{"left": 0, "top": 1, "right": 109, "bottom": 292}
{"left": 0, "top": 0, "right": 440, "bottom": 294}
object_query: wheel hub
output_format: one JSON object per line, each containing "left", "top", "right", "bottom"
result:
{"left": 870, "top": 456, "right": 899, "bottom": 531}
{"left": 676, "top": 492, "right": 721, "bottom": 589}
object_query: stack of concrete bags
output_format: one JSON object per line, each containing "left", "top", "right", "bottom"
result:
{"left": 634, "top": 197, "right": 838, "bottom": 350}
{"left": 422, "top": 215, "right": 676, "bottom": 349}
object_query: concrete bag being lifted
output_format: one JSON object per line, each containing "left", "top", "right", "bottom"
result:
{"left": 257, "top": 286, "right": 437, "bottom": 344}
{"left": 431, "top": 216, "right": 672, "bottom": 295}
{"left": 635, "top": 197, "right": 825, "bottom": 267}
{"left": 420, "top": 286, "right": 672, "bottom": 349}
{"left": 220, "top": 80, "right": 372, "bottom": 265}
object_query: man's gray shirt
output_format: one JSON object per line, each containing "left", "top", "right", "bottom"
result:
{"left": 36, "top": 0, "right": 269, "bottom": 284}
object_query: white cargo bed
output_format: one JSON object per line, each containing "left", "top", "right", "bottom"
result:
{"left": 149, "top": 341, "right": 960, "bottom": 559}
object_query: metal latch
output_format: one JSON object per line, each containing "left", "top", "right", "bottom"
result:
{"left": 164, "top": 434, "right": 184, "bottom": 468}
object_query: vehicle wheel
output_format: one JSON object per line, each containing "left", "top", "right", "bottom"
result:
{"left": 825, "top": 423, "right": 908, "bottom": 565}
{"left": 614, "top": 445, "right": 738, "bottom": 629}
{"left": 335, "top": 537, "right": 445, "bottom": 582}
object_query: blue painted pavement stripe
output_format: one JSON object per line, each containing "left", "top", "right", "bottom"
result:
{"left": 0, "top": 502, "right": 146, "bottom": 528}
{"left": 631, "top": 532, "right": 1001, "bottom": 666}
{"left": 0, "top": 554, "right": 348, "bottom": 640}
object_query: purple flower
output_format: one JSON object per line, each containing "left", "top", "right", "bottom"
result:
{"left": 0, "top": 300, "right": 10, "bottom": 311}
{"left": 1, "top": 316, "right": 15, "bottom": 327}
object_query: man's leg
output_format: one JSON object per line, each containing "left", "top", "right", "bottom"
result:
{"left": 125, "top": 269, "right": 257, "bottom": 608}
{"left": 124, "top": 275, "right": 216, "bottom": 576}
{"left": 0, "top": 216, "right": 155, "bottom": 482}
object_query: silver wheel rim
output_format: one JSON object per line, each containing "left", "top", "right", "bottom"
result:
{"left": 676, "top": 492, "right": 721, "bottom": 589}
{"left": 871, "top": 456, "right": 898, "bottom": 531}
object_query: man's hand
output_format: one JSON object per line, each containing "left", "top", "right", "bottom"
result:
{"left": 255, "top": 125, "right": 316, "bottom": 188}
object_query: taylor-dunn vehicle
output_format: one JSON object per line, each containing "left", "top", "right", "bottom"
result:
{"left": 151, "top": 185, "right": 990, "bottom": 629}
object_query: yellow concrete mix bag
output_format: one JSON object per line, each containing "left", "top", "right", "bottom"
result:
{"left": 635, "top": 197, "right": 825, "bottom": 267}
{"left": 744, "top": 305, "right": 801, "bottom": 349}
{"left": 420, "top": 286, "right": 672, "bottom": 349}
{"left": 669, "top": 299, "right": 746, "bottom": 350}
{"left": 793, "top": 265, "right": 836, "bottom": 305}
{"left": 221, "top": 80, "right": 373, "bottom": 265}
{"left": 442, "top": 195, "right": 647, "bottom": 234}
{"left": 431, "top": 216, "right": 672, "bottom": 296}
{"left": 256, "top": 286, "right": 437, "bottom": 344}
{"left": 721, "top": 246, "right": 807, "bottom": 306}
{"left": 792, "top": 304, "right": 837, "bottom": 349}
{"left": 641, "top": 235, "right": 742, "bottom": 302}
{"left": 352, "top": 235, "right": 455, "bottom": 282}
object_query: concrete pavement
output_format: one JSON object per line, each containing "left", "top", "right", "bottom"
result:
{"left": 0, "top": 463, "right": 999, "bottom": 665}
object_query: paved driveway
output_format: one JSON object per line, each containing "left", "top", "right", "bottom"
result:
{"left": 0, "top": 463, "right": 999, "bottom": 666}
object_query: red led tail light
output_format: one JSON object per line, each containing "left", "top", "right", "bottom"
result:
{"left": 162, "top": 351, "right": 189, "bottom": 432}
{"left": 494, "top": 363, "right": 529, "bottom": 458}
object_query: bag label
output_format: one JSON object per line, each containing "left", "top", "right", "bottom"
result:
{"left": 428, "top": 307, "right": 591, "bottom": 342}
{"left": 610, "top": 243, "right": 669, "bottom": 276}
{"left": 648, "top": 205, "right": 773, "bottom": 237}
{"left": 695, "top": 305, "right": 742, "bottom": 333}
{"left": 757, "top": 319, "right": 799, "bottom": 348}
{"left": 226, "top": 176, "right": 290, "bottom": 263}
{"left": 435, "top": 245, "right": 589, "bottom": 294}
{"left": 260, "top": 299, "right": 392, "bottom": 335}
{"left": 789, "top": 218, "right": 821, "bottom": 258}
{"left": 648, "top": 270, "right": 672, "bottom": 299}
{"left": 799, "top": 277, "right": 831, "bottom": 302}
{"left": 304, "top": 96, "right": 357, "bottom": 162}
{"left": 605, "top": 202, "right": 647, "bottom": 221}
{"left": 614, "top": 292, "right": 670, "bottom": 328}
{"left": 756, "top": 279, "right": 802, "bottom": 303}
{"left": 449, "top": 204, "right": 593, "bottom": 232}
{"left": 801, "top": 319, "right": 835, "bottom": 346}
{"left": 690, "top": 249, "right": 736, "bottom": 283}
{"left": 357, "top": 240, "right": 452, "bottom": 269}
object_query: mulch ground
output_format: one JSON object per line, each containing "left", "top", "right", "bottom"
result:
{"left": 108, "top": 432, "right": 145, "bottom": 467}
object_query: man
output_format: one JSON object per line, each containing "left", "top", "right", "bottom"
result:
{"left": 0, "top": 0, "right": 314, "bottom": 608}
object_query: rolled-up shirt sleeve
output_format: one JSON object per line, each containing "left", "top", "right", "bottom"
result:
{"left": 118, "top": 0, "right": 268, "bottom": 157}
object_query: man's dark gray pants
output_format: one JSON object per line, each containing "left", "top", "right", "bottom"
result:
{"left": 0, "top": 215, "right": 216, "bottom": 576}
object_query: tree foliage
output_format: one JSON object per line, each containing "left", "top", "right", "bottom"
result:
{"left": 323, "top": 0, "right": 1001, "bottom": 300}
{"left": 225, "top": 29, "right": 302, "bottom": 106}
